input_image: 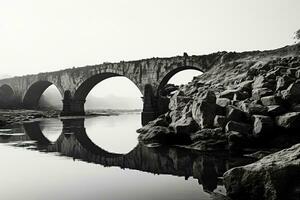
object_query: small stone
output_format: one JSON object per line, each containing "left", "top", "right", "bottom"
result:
{"left": 276, "top": 112, "right": 300, "bottom": 129}
{"left": 267, "top": 105, "right": 287, "bottom": 116}
{"left": 260, "top": 95, "right": 282, "bottom": 106}
{"left": 252, "top": 88, "right": 273, "bottom": 100}
{"left": 214, "top": 115, "right": 227, "bottom": 128}
{"left": 252, "top": 115, "right": 274, "bottom": 138}
{"left": 225, "top": 121, "right": 252, "bottom": 135}
{"left": 226, "top": 105, "right": 248, "bottom": 122}
{"left": 216, "top": 98, "right": 231, "bottom": 107}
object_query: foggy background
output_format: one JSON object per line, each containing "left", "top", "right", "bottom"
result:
{"left": 1, "top": 0, "right": 300, "bottom": 110}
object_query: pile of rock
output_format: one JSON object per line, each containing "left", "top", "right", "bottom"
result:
{"left": 138, "top": 56, "right": 300, "bottom": 151}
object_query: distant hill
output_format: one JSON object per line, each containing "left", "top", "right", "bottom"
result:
{"left": 39, "top": 93, "right": 143, "bottom": 110}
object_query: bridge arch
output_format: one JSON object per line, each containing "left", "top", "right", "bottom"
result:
{"left": 23, "top": 81, "right": 64, "bottom": 109}
{"left": 0, "top": 84, "right": 15, "bottom": 97}
{"left": 157, "top": 66, "right": 203, "bottom": 94}
{"left": 63, "top": 72, "right": 143, "bottom": 116}
{"left": 74, "top": 72, "right": 125, "bottom": 101}
{"left": 0, "top": 84, "right": 16, "bottom": 108}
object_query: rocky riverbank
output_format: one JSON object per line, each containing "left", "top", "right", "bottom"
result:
{"left": 137, "top": 43, "right": 300, "bottom": 199}
{"left": 0, "top": 109, "right": 60, "bottom": 127}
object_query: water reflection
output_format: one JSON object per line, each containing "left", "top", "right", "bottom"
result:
{"left": 0, "top": 117, "right": 254, "bottom": 195}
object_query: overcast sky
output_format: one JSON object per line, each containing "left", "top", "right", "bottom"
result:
{"left": 1, "top": 0, "right": 300, "bottom": 76}
{"left": 1, "top": 0, "right": 300, "bottom": 103}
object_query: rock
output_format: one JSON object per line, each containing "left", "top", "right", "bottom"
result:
{"left": 226, "top": 106, "right": 248, "bottom": 122}
{"left": 190, "top": 128, "right": 224, "bottom": 141}
{"left": 192, "top": 91, "right": 217, "bottom": 129}
{"left": 216, "top": 98, "right": 231, "bottom": 107}
{"left": 239, "top": 101, "right": 268, "bottom": 115}
{"left": 276, "top": 112, "right": 300, "bottom": 129}
{"left": 0, "top": 118, "right": 6, "bottom": 127}
{"left": 252, "top": 115, "right": 274, "bottom": 138}
{"left": 281, "top": 82, "right": 300, "bottom": 103}
{"left": 225, "top": 121, "right": 252, "bottom": 136}
{"left": 214, "top": 115, "right": 227, "bottom": 128}
{"left": 260, "top": 95, "right": 282, "bottom": 106}
{"left": 219, "top": 89, "right": 238, "bottom": 100}
{"left": 170, "top": 116, "right": 199, "bottom": 135}
{"left": 252, "top": 75, "right": 274, "bottom": 89}
{"left": 189, "top": 128, "right": 227, "bottom": 150}
{"left": 169, "top": 91, "right": 192, "bottom": 111}
{"left": 137, "top": 116, "right": 169, "bottom": 134}
{"left": 267, "top": 105, "right": 287, "bottom": 116}
{"left": 252, "top": 88, "right": 273, "bottom": 100}
{"left": 291, "top": 104, "right": 300, "bottom": 112}
{"left": 138, "top": 126, "right": 174, "bottom": 143}
{"left": 227, "top": 131, "right": 247, "bottom": 151}
{"left": 237, "top": 80, "right": 253, "bottom": 92}
{"left": 276, "top": 75, "right": 293, "bottom": 91}
{"left": 224, "top": 143, "right": 300, "bottom": 200}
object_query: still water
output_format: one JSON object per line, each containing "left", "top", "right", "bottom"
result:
{"left": 0, "top": 113, "right": 251, "bottom": 200}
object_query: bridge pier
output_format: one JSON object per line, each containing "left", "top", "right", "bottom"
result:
{"left": 141, "top": 84, "right": 158, "bottom": 126}
{"left": 61, "top": 99, "right": 86, "bottom": 116}
{"left": 60, "top": 91, "right": 86, "bottom": 116}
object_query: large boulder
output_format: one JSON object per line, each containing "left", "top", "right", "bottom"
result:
{"left": 224, "top": 143, "right": 300, "bottom": 200}
{"left": 226, "top": 105, "right": 249, "bottom": 123}
{"left": 281, "top": 82, "right": 300, "bottom": 103}
{"left": 192, "top": 91, "right": 217, "bottom": 129}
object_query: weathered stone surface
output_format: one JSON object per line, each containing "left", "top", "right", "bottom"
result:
{"left": 238, "top": 101, "right": 268, "bottom": 115}
{"left": 216, "top": 98, "right": 231, "bottom": 107}
{"left": 169, "top": 91, "right": 192, "bottom": 111}
{"left": 138, "top": 126, "right": 174, "bottom": 143}
{"left": 267, "top": 105, "right": 287, "bottom": 116}
{"left": 260, "top": 95, "right": 282, "bottom": 106}
{"left": 227, "top": 131, "right": 246, "bottom": 151}
{"left": 276, "top": 75, "right": 293, "bottom": 91}
{"left": 226, "top": 106, "right": 248, "bottom": 122}
{"left": 225, "top": 121, "right": 252, "bottom": 136}
{"left": 276, "top": 112, "right": 300, "bottom": 129}
{"left": 281, "top": 82, "right": 300, "bottom": 103}
{"left": 192, "top": 91, "right": 217, "bottom": 129}
{"left": 214, "top": 115, "right": 227, "bottom": 128}
{"left": 170, "top": 116, "right": 199, "bottom": 135}
{"left": 252, "top": 88, "right": 273, "bottom": 100}
{"left": 189, "top": 128, "right": 227, "bottom": 150}
{"left": 252, "top": 115, "right": 274, "bottom": 138}
{"left": 224, "top": 143, "right": 300, "bottom": 200}
{"left": 137, "top": 116, "right": 169, "bottom": 134}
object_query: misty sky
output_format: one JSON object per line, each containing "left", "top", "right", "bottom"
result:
{"left": 1, "top": 0, "right": 300, "bottom": 104}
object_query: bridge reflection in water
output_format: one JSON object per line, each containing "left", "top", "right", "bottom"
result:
{"left": 1, "top": 118, "right": 253, "bottom": 194}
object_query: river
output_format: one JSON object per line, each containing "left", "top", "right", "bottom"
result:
{"left": 0, "top": 113, "right": 252, "bottom": 200}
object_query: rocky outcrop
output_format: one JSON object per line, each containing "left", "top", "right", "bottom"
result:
{"left": 223, "top": 143, "right": 300, "bottom": 200}
{"left": 137, "top": 44, "right": 300, "bottom": 151}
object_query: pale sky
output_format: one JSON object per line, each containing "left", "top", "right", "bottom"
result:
{"left": 1, "top": 0, "right": 300, "bottom": 105}
{"left": 1, "top": 0, "right": 300, "bottom": 77}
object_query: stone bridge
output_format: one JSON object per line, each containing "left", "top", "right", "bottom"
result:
{"left": 0, "top": 53, "right": 225, "bottom": 124}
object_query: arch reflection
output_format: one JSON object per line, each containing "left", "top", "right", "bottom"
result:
{"left": 20, "top": 118, "right": 253, "bottom": 193}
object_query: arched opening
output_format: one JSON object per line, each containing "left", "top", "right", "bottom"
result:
{"left": 23, "top": 119, "right": 63, "bottom": 144}
{"left": 167, "top": 69, "right": 203, "bottom": 86}
{"left": 23, "top": 81, "right": 63, "bottom": 110}
{"left": 158, "top": 67, "right": 203, "bottom": 93}
{"left": 74, "top": 73, "right": 142, "bottom": 154}
{"left": 0, "top": 84, "right": 15, "bottom": 108}
{"left": 39, "top": 85, "right": 63, "bottom": 110}
{"left": 156, "top": 68, "right": 203, "bottom": 115}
